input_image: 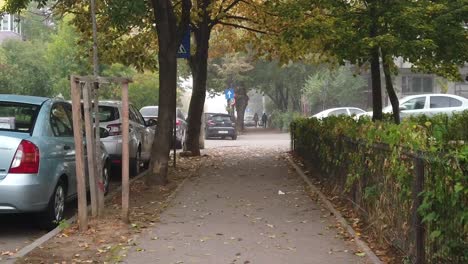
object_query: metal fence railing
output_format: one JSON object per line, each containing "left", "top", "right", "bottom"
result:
{"left": 290, "top": 124, "right": 467, "bottom": 264}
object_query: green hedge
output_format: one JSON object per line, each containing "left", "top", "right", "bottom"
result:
{"left": 291, "top": 111, "right": 467, "bottom": 263}
{"left": 269, "top": 111, "right": 302, "bottom": 131}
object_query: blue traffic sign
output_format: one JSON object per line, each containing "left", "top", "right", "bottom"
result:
{"left": 177, "top": 30, "right": 190, "bottom": 59}
{"left": 225, "top": 88, "right": 235, "bottom": 100}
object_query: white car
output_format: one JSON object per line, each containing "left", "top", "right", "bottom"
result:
{"left": 312, "top": 107, "right": 366, "bottom": 119}
{"left": 358, "top": 94, "right": 468, "bottom": 119}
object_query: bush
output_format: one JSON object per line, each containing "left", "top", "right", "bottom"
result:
{"left": 291, "top": 111, "right": 468, "bottom": 263}
{"left": 269, "top": 111, "right": 302, "bottom": 131}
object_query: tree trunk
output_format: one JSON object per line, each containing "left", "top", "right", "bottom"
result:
{"left": 235, "top": 87, "right": 249, "bottom": 132}
{"left": 369, "top": 4, "right": 383, "bottom": 121}
{"left": 186, "top": 19, "right": 211, "bottom": 156}
{"left": 381, "top": 49, "right": 400, "bottom": 124}
{"left": 147, "top": 0, "right": 190, "bottom": 185}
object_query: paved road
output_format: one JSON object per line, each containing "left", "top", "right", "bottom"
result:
{"left": 124, "top": 130, "right": 368, "bottom": 263}
{"left": 0, "top": 176, "right": 123, "bottom": 257}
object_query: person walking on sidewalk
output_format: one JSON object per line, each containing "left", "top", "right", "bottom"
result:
{"left": 253, "top": 113, "right": 259, "bottom": 127}
{"left": 261, "top": 113, "right": 268, "bottom": 128}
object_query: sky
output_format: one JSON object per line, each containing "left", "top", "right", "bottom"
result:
{"left": 181, "top": 77, "right": 228, "bottom": 114}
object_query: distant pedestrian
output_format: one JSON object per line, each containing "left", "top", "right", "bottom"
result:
{"left": 261, "top": 113, "right": 268, "bottom": 128}
{"left": 253, "top": 113, "right": 259, "bottom": 127}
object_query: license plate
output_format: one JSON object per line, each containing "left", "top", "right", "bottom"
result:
{"left": 218, "top": 131, "right": 228, "bottom": 134}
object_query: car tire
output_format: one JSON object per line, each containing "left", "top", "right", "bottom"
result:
{"left": 130, "top": 150, "right": 141, "bottom": 176}
{"left": 232, "top": 135, "right": 237, "bottom": 140}
{"left": 38, "top": 179, "right": 66, "bottom": 230}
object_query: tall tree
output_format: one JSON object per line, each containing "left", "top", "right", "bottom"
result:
{"left": 260, "top": 0, "right": 468, "bottom": 123}
{"left": 147, "top": 0, "right": 191, "bottom": 184}
{"left": 245, "top": 60, "right": 315, "bottom": 113}
{"left": 3, "top": 0, "right": 192, "bottom": 185}
{"left": 185, "top": 0, "right": 271, "bottom": 155}
{"left": 207, "top": 52, "right": 254, "bottom": 130}
{"left": 303, "top": 66, "right": 367, "bottom": 113}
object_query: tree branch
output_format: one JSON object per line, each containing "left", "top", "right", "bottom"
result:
{"left": 223, "top": 0, "right": 243, "bottom": 14}
{"left": 217, "top": 21, "right": 268, "bottom": 34}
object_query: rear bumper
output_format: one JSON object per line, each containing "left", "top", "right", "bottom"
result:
{"left": 206, "top": 127, "right": 236, "bottom": 137}
{"left": 0, "top": 174, "right": 48, "bottom": 213}
{"left": 102, "top": 137, "right": 123, "bottom": 157}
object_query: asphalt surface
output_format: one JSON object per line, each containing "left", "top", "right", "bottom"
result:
{"left": 0, "top": 174, "right": 123, "bottom": 257}
{"left": 123, "top": 129, "right": 368, "bottom": 263}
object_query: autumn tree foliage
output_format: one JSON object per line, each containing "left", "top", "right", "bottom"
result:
{"left": 257, "top": 0, "right": 468, "bottom": 123}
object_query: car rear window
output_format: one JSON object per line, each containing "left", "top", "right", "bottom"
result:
{"left": 98, "top": 106, "right": 120, "bottom": 122}
{"left": 140, "top": 107, "right": 158, "bottom": 117}
{"left": 0, "top": 102, "right": 40, "bottom": 133}
{"left": 212, "top": 115, "right": 232, "bottom": 122}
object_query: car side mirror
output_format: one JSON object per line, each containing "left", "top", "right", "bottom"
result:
{"left": 146, "top": 119, "right": 157, "bottom": 127}
{"left": 399, "top": 105, "right": 407, "bottom": 111}
{"left": 99, "top": 127, "right": 110, "bottom": 138}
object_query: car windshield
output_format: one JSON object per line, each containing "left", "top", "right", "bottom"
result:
{"left": 140, "top": 107, "right": 158, "bottom": 117}
{"left": 0, "top": 102, "right": 40, "bottom": 133}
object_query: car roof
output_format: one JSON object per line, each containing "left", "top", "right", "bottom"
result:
{"left": 99, "top": 100, "right": 123, "bottom": 106}
{"left": 0, "top": 94, "right": 50, "bottom": 105}
{"left": 141, "top": 105, "right": 158, "bottom": 109}
{"left": 401, "top": 93, "right": 468, "bottom": 102}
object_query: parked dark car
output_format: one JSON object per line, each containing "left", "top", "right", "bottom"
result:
{"left": 205, "top": 113, "right": 237, "bottom": 140}
{"left": 140, "top": 106, "right": 187, "bottom": 149}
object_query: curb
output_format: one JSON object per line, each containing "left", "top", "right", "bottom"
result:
{"left": 6, "top": 169, "right": 149, "bottom": 263}
{"left": 286, "top": 156, "right": 383, "bottom": 264}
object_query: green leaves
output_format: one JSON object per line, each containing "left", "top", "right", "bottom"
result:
{"left": 292, "top": 111, "right": 468, "bottom": 262}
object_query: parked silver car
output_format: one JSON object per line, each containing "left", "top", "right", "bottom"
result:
{"left": 358, "top": 94, "right": 468, "bottom": 119}
{"left": 0, "top": 95, "right": 109, "bottom": 229}
{"left": 312, "top": 107, "right": 366, "bottom": 119}
{"left": 139, "top": 106, "right": 187, "bottom": 149}
{"left": 99, "top": 101, "right": 155, "bottom": 175}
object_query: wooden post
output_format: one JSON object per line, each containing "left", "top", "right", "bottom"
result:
{"left": 121, "top": 81, "right": 130, "bottom": 223}
{"left": 413, "top": 157, "right": 426, "bottom": 264}
{"left": 83, "top": 83, "right": 98, "bottom": 217}
{"left": 173, "top": 86, "right": 177, "bottom": 168}
{"left": 70, "top": 76, "right": 88, "bottom": 231}
{"left": 93, "top": 86, "right": 105, "bottom": 215}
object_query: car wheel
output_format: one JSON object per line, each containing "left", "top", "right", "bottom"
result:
{"left": 39, "top": 179, "right": 66, "bottom": 230}
{"left": 221, "top": 136, "right": 226, "bottom": 140}
{"left": 131, "top": 150, "right": 141, "bottom": 176}
{"left": 102, "top": 163, "right": 110, "bottom": 195}
{"left": 232, "top": 135, "right": 237, "bottom": 140}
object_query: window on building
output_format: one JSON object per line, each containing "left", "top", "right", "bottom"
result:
{"left": 1, "top": 15, "right": 10, "bottom": 31}
{"left": 402, "top": 76, "right": 433, "bottom": 94}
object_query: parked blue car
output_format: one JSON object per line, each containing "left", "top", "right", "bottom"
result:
{"left": 0, "top": 94, "right": 109, "bottom": 229}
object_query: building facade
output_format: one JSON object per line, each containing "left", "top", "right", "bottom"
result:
{"left": 0, "top": 13, "right": 22, "bottom": 43}
{"left": 394, "top": 58, "right": 468, "bottom": 99}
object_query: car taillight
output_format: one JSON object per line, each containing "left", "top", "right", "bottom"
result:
{"left": 9, "top": 140, "right": 40, "bottom": 174}
{"left": 176, "top": 119, "right": 181, "bottom": 126}
{"left": 207, "top": 120, "right": 215, "bottom": 126}
{"left": 107, "top": 124, "right": 122, "bottom": 136}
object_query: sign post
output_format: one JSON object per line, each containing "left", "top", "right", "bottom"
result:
{"left": 174, "top": 30, "right": 190, "bottom": 167}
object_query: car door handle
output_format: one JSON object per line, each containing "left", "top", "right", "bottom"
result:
{"left": 64, "top": 145, "right": 71, "bottom": 150}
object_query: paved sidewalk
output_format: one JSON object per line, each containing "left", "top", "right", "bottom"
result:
{"left": 124, "top": 144, "right": 368, "bottom": 263}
